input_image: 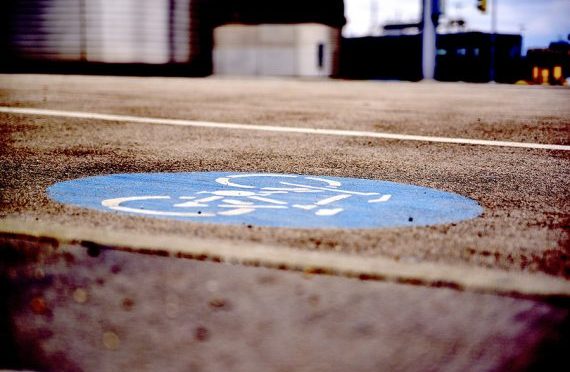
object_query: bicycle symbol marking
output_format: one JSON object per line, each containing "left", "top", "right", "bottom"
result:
{"left": 47, "top": 172, "right": 483, "bottom": 228}
{"left": 100, "top": 174, "right": 392, "bottom": 218}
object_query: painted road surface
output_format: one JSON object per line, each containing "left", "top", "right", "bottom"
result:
{"left": 47, "top": 172, "right": 483, "bottom": 228}
{"left": 1, "top": 75, "right": 569, "bottom": 371}
{"left": 2, "top": 106, "right": 569, "bottom": 151}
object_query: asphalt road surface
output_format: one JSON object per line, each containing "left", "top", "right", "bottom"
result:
{"left": 1, "top": 74, "right": 569, "bottom": 371}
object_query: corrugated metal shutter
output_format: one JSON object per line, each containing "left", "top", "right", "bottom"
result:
{"left": 7, "top": 0, "right": 193, "bottom": 64}
{"left": 10, "top": 0, "right": 84, "bottom": 61}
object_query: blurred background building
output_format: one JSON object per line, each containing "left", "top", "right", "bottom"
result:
{"left": 214, "top": 24, "right": 340, "bottom": 77}
{"left": 0, "top": 0, "right": 345, "bottom": 77}
{"left": 0, "top": 0, "right": 567, "bottom": 83}
{"left": 339, "top": 31, "right": 523, "bottom": 83}
{"left": 526, "top": 41, "right": 570, "bottom": 85}
{"left": 1, "top": 0, "right": 204, "bottom": 75}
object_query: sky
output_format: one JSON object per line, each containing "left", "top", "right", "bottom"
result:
{"left": 343, "top": 0, "right": 570, "bottom": 52}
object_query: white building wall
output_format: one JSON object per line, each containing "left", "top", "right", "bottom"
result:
{"left": 214, "top": 26, "right": 258, "bottom": 75}
{"left": 296, "top": 24, "right": 338, "bottom": 76}
{"left": 171, "top": 0, "right": 191, "bottom": 63}
{"left": 213, "top": 24, "right": 339, "bottom": 77}
{"left": 8, "top": 0, "right": 192, "bottom": 64}
{"left": 97, "top": 0, "right": 170, "bottom": 63}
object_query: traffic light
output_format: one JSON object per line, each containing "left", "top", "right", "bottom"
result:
{"left": 477, "top": 0, "right": 487, "bottom": 13}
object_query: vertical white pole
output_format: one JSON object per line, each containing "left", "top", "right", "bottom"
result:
{"left": 422, "top": 0, "right": 436, "bottom": 80}
{"left": 370, "top": 0, "right": 378, "bottom": 36}
{"left": 490, "top": 0, "right": 497, "bottom": 82}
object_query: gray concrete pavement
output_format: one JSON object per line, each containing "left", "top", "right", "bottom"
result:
{"left": 0, "top": 74, "right": 569, "bottom": 371}
{"left": 2, "top": 235, "right": 569, "bottom": 372}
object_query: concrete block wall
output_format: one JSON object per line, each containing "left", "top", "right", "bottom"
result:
{"left": 213, "top": 24, "right": 340, "bottom": 77}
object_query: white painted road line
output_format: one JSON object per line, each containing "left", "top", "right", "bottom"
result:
{"left": 1, "top": 106, "right": 569, "bottom": 151}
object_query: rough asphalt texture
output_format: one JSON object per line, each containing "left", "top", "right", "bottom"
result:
{"left": 0, "top": 74, "right": 569, "bottom": 371}
{"left": 1, "top": 235, "right": 569, "bottom": 372}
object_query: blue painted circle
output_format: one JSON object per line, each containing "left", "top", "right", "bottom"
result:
{"left": 47, "top": 172, "right": 482, "bottom": 229}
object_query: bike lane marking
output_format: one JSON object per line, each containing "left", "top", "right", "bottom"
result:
{"left": 47, "top": 172, "right": 483, "bottom": 229}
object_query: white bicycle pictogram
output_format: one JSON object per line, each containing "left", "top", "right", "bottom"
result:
{"left": 101, "top": 174, "right": 392, "bottom": 218}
